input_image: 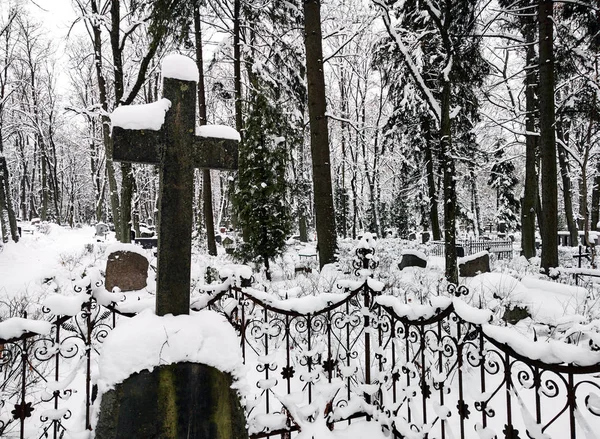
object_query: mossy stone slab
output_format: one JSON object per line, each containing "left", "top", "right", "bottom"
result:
{"left": 95, "top": 362, "right": 247, "bottom": 439}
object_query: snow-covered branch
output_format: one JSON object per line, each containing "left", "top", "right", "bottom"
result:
{"left": 373, "top": 0, "right": 442, "bottom": 122}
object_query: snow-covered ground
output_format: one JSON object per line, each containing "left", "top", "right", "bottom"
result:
{"left": 1, "top": 225, "right": 600, "bottom": 438}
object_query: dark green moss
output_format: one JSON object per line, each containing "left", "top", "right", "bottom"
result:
{"left": 95, "top": 362, "right": 248, "bottom": 439}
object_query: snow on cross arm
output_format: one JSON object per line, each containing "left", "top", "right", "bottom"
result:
{"left": 110, "top": 98, "right": 171, "bottom": 131}
{"left": 161, "top": 53, "right": 199, "bottom": 82}
{"left": 196, "top": 124, "right": 241, "bottom": 141}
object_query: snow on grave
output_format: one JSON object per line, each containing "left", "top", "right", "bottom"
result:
{"left": 398, "top": 249, "right": 427, "bottom": 270}
{"left": 464, "top": 272, "right": 589, "bottom": 326}
{"left": 94, "top": 310, "right": 248, "bottom": 438}
{"left": 458, "top": 250, "right": 490, "bottom": 277}
{"left": 0, "top": 317, "right": 51, "bottom": 341}
{"left": 95, "top": 222, "right": 109, "bottom": 238}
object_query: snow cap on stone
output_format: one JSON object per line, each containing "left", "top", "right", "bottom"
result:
{"left": 110, "top": 99, "right": 171, "bottom": 131}
{"left": 196, "top": 124, "right": 241, "bottom": 141}
{"left": 162, "top": 53, "right": 199, "bottom": 83}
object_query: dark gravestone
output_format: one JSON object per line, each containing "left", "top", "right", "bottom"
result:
{"left": 101, "top": 55, "right": 243, "bottom": 439}
{"left": 502, "top": 304, "right": 531, "bottom": 325}
{"left": 222, "top": 236, "right": 235, "bottom": 255}
{"left": 111, "top": 59, "right": 238, "bottom": 317}
{"left": 140, "top": 229, "right": 155, "bottom": 238}
{"left": 398, "top": 252, "right": 427, "bottom": 270}
{"left": 134, "top": 237, "right": 158, "bottom": 249}
{"left": 105, "top": 250, "right": 149, "bottom": 292}
{"left": 95, "top": 362, "right": 248, "bottom": 439}
{"left": 456, "top": 245, "right": 465, "bottom": 258}
{"left": 421, "top": 231, "right": 430, "bottom": 244}
{"left": 458, "top": 252, "right": 490, "bottom": 277}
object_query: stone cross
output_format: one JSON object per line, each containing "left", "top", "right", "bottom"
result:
{"left": 110, "top": 55, "right": 238, "bottom": 317}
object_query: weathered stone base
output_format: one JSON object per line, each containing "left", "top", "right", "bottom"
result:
{"left": 95, "top": 362, "right": 247, "bottom": 439}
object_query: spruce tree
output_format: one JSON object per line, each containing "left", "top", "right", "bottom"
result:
{"left": 233, "top": 90, "right": 293, "bottom": 280}
{"left": 488, "top": 148, "right": 520, "bottom": 231}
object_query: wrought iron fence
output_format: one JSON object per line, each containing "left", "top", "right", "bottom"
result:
{"left": 0, "top": 279, "right": 117, "bottom": 438}
{"left": 1, "top": 247, "right": 600, "bottom": 438}
{"left": 429, "top": 239, "right": 514, "bottom": 260}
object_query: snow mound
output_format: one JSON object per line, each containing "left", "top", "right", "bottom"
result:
{"left": 161, "top": 53, "right": 199, "bottom": 82}
{"left": 196, "top": 124, "right": 241, "bottom": 141}
{"left": 110, "top": 98, "right": 171, "bottom": 131}
{"left": 96, "top": 309, "right": 245, "bottom": 393}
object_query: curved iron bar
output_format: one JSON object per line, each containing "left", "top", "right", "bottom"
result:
{"left": 239, "top": 282, "right": 368, "bottom": 318}
{"left": 6, "top": 263, "right": 600, "bottom": 439}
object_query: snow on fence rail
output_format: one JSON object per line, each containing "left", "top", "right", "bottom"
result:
{"left": 428, "top": 239, "right": 514, "bottom": 260}
{"left": 1, "top": 248, "right": 599, "bottom": 438}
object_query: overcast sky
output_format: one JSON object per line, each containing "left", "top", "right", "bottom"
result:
{"left": 29, "top": 0, "right": 78, "bottom": 39}
{"left": 26, "top": 0, "right": 81, "bottom": 93}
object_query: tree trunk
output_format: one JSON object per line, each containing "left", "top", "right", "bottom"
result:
{"left": 520, "top": 13, "right": 538, "bottom": 259}
{"left": 90, "top": 0, "right": 121, "bottom": 236}
{"left": 231, "top": 0, "right": 244, "bottom": 238}
{"left": 470, "top": 164, "right": 483, "bottom": 236}
{"left": 0, "top": 148, "right": 18, "bottom": 242}
{"left": 304, "top": 0, "right": 337, "bottom": 268}
{"left": 440, "top": 80, "right": 457, "bottom": 283}
{"left": 194, "top": 3, "right": 218, "bottom": 256}
{"left": 40, "top": 138, "right": 48, "bottom": 221}
{"left": 591, "top": 159, "right": 600, "bottom": 231}
{"left": 0, "top": 157, "right": 9, "bottom": 243}
{"left": 556, "top": 119, "right": 578, "bottom": 245}
{"left": 339, "top": 65, "right": 348, "bottom": 239}
{"left": 422, "top": 116, "right": 441, "bottom": 240}
{"left": 538, "top": 0, "right": 558, "bottom": 273}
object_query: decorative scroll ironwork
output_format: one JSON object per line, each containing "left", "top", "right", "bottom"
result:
{"left": 2, "top": 246, "right": 600, "bottom": 438}
{"left": 0, "top": 277, "right": 115, "bottom": 438}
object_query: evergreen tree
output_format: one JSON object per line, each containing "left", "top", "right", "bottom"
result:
{"left": 374, "top": 0, "right": 488, "bottom": 282}
{"left": 335, "top": 184, "right": 350, "bottom": 238}
{"left": 488, "top": 147, "right": 520, "bottom": 230}
{"left": 233, "top": 90, "right": 293, "bottom": 280}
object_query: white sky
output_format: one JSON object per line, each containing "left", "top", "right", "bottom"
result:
{"left": 28, "top": 0, "right": 78, "bottom": 37}
{"left": 26, "top": 0, "right": 81, "bottom": 93}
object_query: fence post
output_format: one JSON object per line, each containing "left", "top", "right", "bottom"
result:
{"left": 85, "top": 298, "right": 92, "bottom": 431}
{"left": 568, "top": 372, "right": 576, "bottom": 439}
{"left": 364, "top": 283, "right": 371, "bottom": 406}
{"left": 239, "top": 286, "right": 247, "bottom": 362}
{"left": 19, "top": 335, "right": 27, "bottom": 439}
{"left": 53, "top": 317, "right": 61, "bottom": 439}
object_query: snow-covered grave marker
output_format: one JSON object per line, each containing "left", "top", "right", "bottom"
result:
{"left": 110, "top": 53, "right": 239, "bottom": 317}
{"left": 97, "top": 55, "right": 246, "bottom": 438}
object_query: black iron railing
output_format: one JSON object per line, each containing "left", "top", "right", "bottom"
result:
{"left": 1, "top": 246, "right": 599, "bottom": 438}
{"left": 428, "top": 239, "right": 514, "bottom": 260}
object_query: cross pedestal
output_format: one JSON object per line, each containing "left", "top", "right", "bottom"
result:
{"left": 111, "top": 64, "right": 238, "bottom": 316}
